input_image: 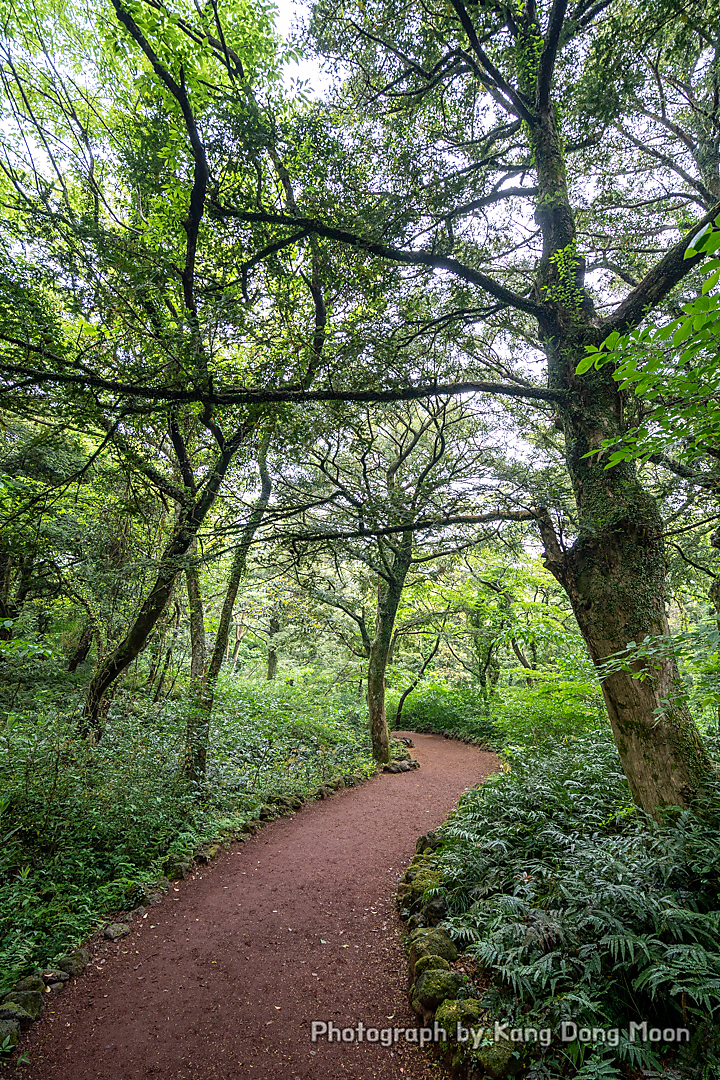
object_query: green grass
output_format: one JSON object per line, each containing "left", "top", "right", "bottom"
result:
{"left": 0, "top": 676, "right": 375, "bottom": 993}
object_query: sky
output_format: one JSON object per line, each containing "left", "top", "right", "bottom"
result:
{"left": 272, "top": 0, "right": 328, "bottom": 95}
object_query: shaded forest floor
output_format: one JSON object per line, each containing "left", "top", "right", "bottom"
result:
{"left": 12, "top": 733, "right": 498, "bottom": 1080}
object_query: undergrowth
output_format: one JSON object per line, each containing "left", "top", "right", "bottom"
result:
{"left": 0, "top": 677, "right": 374, "bottom": 993}
{"left": 429, "top": 732, "right": 720, "bottom": 1078}
{"left": 395, "top": 677, "right": 606, "bottom": 748}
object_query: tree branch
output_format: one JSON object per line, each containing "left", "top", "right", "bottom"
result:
{"left": 210, "top": 205, "right": 546, "bottom": 318}
{"left": 273, "top": 509, "right": 535, "bottom": 545}
{"left": 602, "top": 201, "right": 720, "bottom": 335}
{"left": 0, "top": 350, "right": 566, "bottom": 406}
{"left": 537, "top": 0, "right": 568, "bottom": 110}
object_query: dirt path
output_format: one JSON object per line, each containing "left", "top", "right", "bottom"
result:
{"left": 18, "top": 732, "right": 497, "bottom": 1080}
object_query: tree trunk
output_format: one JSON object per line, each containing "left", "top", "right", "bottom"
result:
{"left": 80, "top": 520, "right": 194, "bottom": 738}
{"left": 394, "top": 635, "right": 440, "bottom": 729}
{"left": 230, "top": 626, "right": 244, "bottom": 671}
{"left": 185, "top": 539, "right": 206, "bottom": 683}
{"left": 511, "top": 638, "right": 533, "bottom": 687}
{"left": 183, "top": 538, "right": 209, "bottom": 783}
{"left": 367, "top": 547, "right": 411, "bottom": 763}
{"left": 183, "top": 427, "right": 273, "bottom": 782}
{"left": 537, "top": 459, "right": 710, "bottom": 815}
{"left": 80, "top": 422, "right": 251, "bottom": 739}
{"left": 524, "top": 77, "right": 711, "bottom": 815}
{"left": 266, "top": 615, "right": 279, "bottom": 680}
{"left": 67, "top": 624, "right": 93, "bottom": 672}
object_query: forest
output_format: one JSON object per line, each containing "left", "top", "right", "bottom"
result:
{"left": 1, "top": 0, "right": 720, "bottom": 1075}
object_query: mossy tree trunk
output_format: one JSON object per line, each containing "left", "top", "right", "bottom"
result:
{"left": 183, "top": 428, "right": 273, "bottom": 783}
{"left": 266, "top": 615, "right": 280, "bottom": 680}
{"left": 528, "top": 85, "right": 711, "bottom": 813}
{"left": 81, "top": 422, "right": 252, "bottom": 740}
{"left": 367, "top": 536, "right": 412, "bottom": 763}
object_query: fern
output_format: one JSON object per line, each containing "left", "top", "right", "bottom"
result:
{"left": 423, "top": 733, "right": 720, "bottom": 1076}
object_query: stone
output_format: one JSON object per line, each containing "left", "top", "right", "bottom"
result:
{"left": 435, "top": 997, "right": 483, "bottom": 1036}
{"left": 49, "top": 982, "right": 66, "bottom": 994}
{"left": 0, "top": 991, "right": 44, "bottom": 1020}
{"left": 416, "top": 831, "right": 440, "bottom": 855}
{"left": 163, "top": 856, "right": 193, "bottom": 880}
{"left": 197, "top": 843, "right": 223, "bottom": 863}
{"left": 0, "top": 1004, "right": 36, "bottom": 1030}
{"left": 408, "top": 927, "right": 458, "bottom": 977}
{"left": 384, "top": 762, "right": 404, "bottom": 773}
{"left": 414, "top": 954, "right": 451, "bottom": 977}
{"left": 411, "top": 969, "right": 464, "bottom": 1014}
{"left": 422, "top": 895, "right": 448, "bottom": 926}
{"left": 123, "top": 881, "right": 147, "bottom": 907}
{"left": 474, "top": 1039, "right": 521, "bottom": 1078}
{"left": 0, "top": 1019, "right": 19, "bottom": 1047}
{"left": 104, "top": 923, "right": 131, "bottom": 941}
{"left": 13, "top": 975, "right": 46, "bottom": 994}
{"left": 56, "top": 947, "right": 91, "bottom": 976}
{"left": 40, "top": 970, "right": 69, "bottom": 984}
{"left": 397, "top": 858, "right": 443, "bottom": 909}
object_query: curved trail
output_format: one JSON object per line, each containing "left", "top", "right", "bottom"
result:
{"left": 21, "top": 733, "right": 497, "bottom": 1080}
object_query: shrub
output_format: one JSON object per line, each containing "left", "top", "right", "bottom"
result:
{"left": 0, "top": 678, "right": 375, "bottom": 992}
{"left": 429, "top": 733, "right": 720, "bottom": 1077}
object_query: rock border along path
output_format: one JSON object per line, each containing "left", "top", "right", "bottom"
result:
{"left": 17, "top": 732, "right": 498, "bottom": 1080}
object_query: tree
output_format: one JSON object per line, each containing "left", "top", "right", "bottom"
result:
{"left": 270, "top": 397, "right": 530, "bottom": 761}
{"left": 214, "top": 0, "right": 720, "bottom": 812}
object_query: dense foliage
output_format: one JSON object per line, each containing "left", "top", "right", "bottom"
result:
{"left": 424, "top": 732, "right": 720, "bottom": 1078}
{"left": 0, "top": 673, "right": 374, "bottom": 994}
{"left": 2, "top": 0, "right": 720, "bottom": 1071}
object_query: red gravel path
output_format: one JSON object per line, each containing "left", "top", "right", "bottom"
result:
{"left": 17, "top": 732, "right": 497, "bottom": 1080}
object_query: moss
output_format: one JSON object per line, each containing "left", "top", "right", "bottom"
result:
{"left": 414, "top": 954, "right": 450, "bottom": 977}
{"left": 408, "top": 928, "right": 458, "bottom": 976}
{"left": 411, "top": 969, "right": 464, "bottom": 1014}
{"left": 0, "top": 991, "right": 44, "bottom": 1020}
{"left": 0, "top": 1020, "right": 19, "bottom": 1048}
{"left": 471, "top": 1038, "right": 521, "bottom": 1079}
{"left": 435, "top": 996, "right": 483, "bottom": 1035}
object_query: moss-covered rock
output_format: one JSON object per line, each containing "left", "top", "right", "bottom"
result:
{"left": 414, "top": 954, "right": 451, "bottom": 977}
{"left": 0, "top": 1020, "right": 19, "bottom": 1048}
{"left": 162, "top": 856, "right": 193, "bottom": 880}
{"left": 408, "top": 927, "right": 458, "bottom": 976}
{"left": 397, "top": 859, "right": 443, "bottom": 908}
{"left": 104, "top": 922, "right": 131, "bottom": 941}
{"left": 56, "top": 947, "right": 91, "bottom": 975}
{"left": 0, "top": 1004, "right": 35, "bottom": 1030}
{"left": 473, "top": 1038, "right": 521, "bottom": 1079}
{"left": 13, "top": 975, "right": 45, "bottom": 994}
{"left": 421, "top": 895, "right": 448, "bottom": 925}
{"left": 434, "top": 996, "right": 484, "bottom": 1036}
{"left": 0, "top": 991, "right": 44, "bottom": 1021}
{"left": 416, "top": 831, "right": 440, "bottom": 854}
{"left": 411, "top": 969, "right": 464, "bottom": 1015}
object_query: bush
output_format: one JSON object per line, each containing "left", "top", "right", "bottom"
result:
{"left": 393, "top": 676, "right": 606, "bottom": 749}
{"left": 427, "top": 733, "right": 720, "bottom": 1077}
{"left": 393, "top": 683, "right": 499, "bottom": 746}
{"left": 0, "top": 678, "right": 375, "bottom": 992}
